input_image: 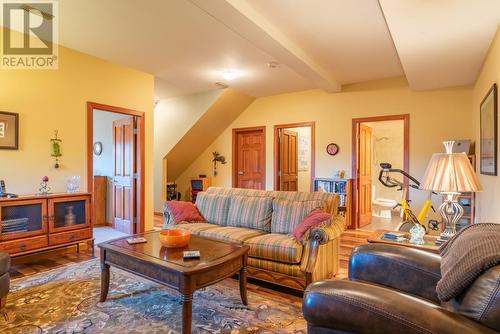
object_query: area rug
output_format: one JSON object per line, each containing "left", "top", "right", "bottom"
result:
{"left": 0, "top": 259, "right": 306, "bottom": 333}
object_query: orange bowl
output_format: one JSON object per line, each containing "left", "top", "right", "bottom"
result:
{"left": 159, "top": 229, "right": 191, "bottom": 248}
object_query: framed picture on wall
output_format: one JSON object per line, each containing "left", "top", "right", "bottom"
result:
{"left": 480, "top": 84, "right": 497, "bottom": 175}
{"left": 0, "top": 111, "right": 19, "bottom": 150}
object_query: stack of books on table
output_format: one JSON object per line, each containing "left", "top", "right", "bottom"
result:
{"left": 382, "top": 232, "right": 407, "bottom": 242}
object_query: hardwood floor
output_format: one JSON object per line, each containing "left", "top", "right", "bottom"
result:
{"left": 9, "top": 215, "right": 371, "bottom": 300}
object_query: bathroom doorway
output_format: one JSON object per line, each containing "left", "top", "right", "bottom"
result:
{"left": 352, "top": 115, "right": 409, "bottom": 230}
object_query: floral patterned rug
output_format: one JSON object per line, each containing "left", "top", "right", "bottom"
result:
{"left": 0, "top": 259, "right": 306, "bottom": 333}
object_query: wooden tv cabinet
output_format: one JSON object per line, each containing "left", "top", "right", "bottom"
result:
{"left": 0, "top": 193, "right": 94, "bottom": 257}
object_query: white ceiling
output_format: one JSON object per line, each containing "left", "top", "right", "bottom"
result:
{"left": 379, "top": 0, "right": 500, "bottom": 90}
{"left": 57, "top": 0, "right": 500, "bottom": 98}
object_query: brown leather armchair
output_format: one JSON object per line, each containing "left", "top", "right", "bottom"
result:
{"left": 0, "top": 252, "right": 10, "bottom": 308}
{"left": 303, "top": 244, "right": 500, "bottom": 334}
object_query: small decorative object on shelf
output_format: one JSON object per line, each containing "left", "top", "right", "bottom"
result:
{"left": 66, "top": 176, "right": 81, "bottom": 193}
{"left": 38, "top": 176, "right": 51, "bottom": 195}
{"left": 212, "top": 151, "right": 226, "bottom": 176}
{"left": 65, "top": 206, "right": 76, "bottom": 226}
{"left": 326, "top": 143, "right": 339, "bottom": 156}
{"left": 50, "top": 130, "right": 62, "bottom": 168}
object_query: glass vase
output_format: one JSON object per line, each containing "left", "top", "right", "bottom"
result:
{"left": 409, "top": 224, "right": 426, "bottom": 245}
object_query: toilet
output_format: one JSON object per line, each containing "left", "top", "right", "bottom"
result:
{"left": 372, "top": 186, "right": 398, "bottom": 219}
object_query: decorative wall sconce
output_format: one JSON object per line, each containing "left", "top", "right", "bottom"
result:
{"left": 50, "top": 130, "right": 62, "bottom": 168}
{"left": 212, "top": 151, "right": 226, "bottom": 176}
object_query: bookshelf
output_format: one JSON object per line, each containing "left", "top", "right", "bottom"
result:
{"left": 314, "top": 178, "right": 353, "bottom": 228}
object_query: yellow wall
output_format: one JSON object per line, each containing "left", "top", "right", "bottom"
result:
{"left": 474, "top": 26, "right": 500, "bottom": 222}
{"left": 0, "top": 43, "right": 155, "bottom": 230}
{"left": 154, "top": 90, "right": 222, "bottom": 212}
{"left": 177, "top": 77, "right": 473, "bottom": 208}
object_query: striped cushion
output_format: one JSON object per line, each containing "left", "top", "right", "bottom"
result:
{"left": 227, "top": 195, "right": 273, "bottom": 231}
{"left": 271, "top": 199, "right": 324, "bottom": 234}
{"left": 173, "top": 223, "right": 220, "bottom": 235}
{"left": 199, "top": 226, "right": 266, "bottom": 244}
{"left": 245, "top": 233, "right": 303, "bottom": 264}
{"left": 205, "top": 187, "right": 340, "bottom": 215}
{"left": 195, "top": 192, "right": 230, "bottom": 226}
{"left": 248, "top": 257, "right": 303, "bottom": 277}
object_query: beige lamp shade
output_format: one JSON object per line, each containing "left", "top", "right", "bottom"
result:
{"left": 421, "top": 142, "right": 482, "bottom": 193}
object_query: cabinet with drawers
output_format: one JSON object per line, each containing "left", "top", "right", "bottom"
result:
{"left": 0, "top": 193, "right": 93, "bottom": 257}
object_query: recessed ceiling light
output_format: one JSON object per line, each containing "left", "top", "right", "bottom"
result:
{"left": 221, "top": 69, "right": 238, "bottom": 81}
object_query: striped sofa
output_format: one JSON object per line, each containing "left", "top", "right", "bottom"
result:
{"left": 163, "top": 187, "right": 345, "bottom": 290}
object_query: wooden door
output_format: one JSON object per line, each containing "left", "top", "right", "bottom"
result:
{"left": 279, "top": 130, "right": 298, "bottom": 191}
{"left": 234, "top": 128, "right": 265, "bottom": 189}
{"left": 358, "top": 124, "right": 373, "bottom": 227}
{"left": 112, "top": 117, "right": 136, "bottom": 234}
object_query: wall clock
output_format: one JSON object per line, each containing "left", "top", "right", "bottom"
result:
{"left": 93, "top": 141, "right": 103, "bottom": 156}
{"left": 326, "top": 143, "right": 339, "bottom": 156}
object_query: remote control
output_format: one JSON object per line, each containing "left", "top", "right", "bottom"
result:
{"left": 183, "top": 250, "right": 201, "bottom": 259}
{"left": 126, "top": 237, "right": 147, "bottom": 244}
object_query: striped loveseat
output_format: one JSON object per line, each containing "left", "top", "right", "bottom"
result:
{"left": 163, "top": 187, "right": 345, "bottom": 290}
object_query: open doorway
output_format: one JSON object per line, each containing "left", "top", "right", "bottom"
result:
{"left": 352, "top": 115, "right": 409, "bottom": 231}
{"left": 274, "top": 122, "right": 315, "bottom": 191}
{"left": 87, "top": 102, "right": 145, "bottom": 244}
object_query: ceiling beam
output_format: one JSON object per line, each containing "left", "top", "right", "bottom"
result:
{"left": 189, "top": 0, "right": 341, "bottom": 93}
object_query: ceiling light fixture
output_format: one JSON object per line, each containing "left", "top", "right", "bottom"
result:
{"left": 267, "top": 61, "right": 279, "bottom": 68}
{"left": 221, "top": 69, "right": 238, "bottom": 81}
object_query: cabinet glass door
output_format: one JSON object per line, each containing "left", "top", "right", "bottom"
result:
{"left": 0, "top": 199, "right": 47, "bottom": 240}
{"left": 49, "top": 196, "right": 90, "bottom": 232}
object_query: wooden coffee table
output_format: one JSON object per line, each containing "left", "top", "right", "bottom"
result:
{"left": 367, "top": 229, "right": 440, "bottom": 254}
{"left": 99, "top": 231, "right": 249, "bottom": 334}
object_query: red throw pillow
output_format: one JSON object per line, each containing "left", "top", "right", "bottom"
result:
{"left": 165, "top": 201, "right": 205, "bottom": 224}
{"left": 292, "top": 209, "right": 332, "bottom": 241}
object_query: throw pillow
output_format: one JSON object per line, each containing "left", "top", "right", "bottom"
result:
{"left": 271, "top": 199, "right": 324, "bottom": 234}
{"left": 227, "top": 195, "right": 273, "bottom": 231}
{"left": 195, "top": 192, "right": 231, "bottom": 226}
{"left": 164, "top": 201, "right": 205, "bottom": 224}
{"left": 292, "top": 208, "right": 332, "bottom": 241}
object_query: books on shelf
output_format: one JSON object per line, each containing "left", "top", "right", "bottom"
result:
{"left": 314, "top": 178, "right": 350, "bottom": 207}
{"left": 1, "top": 217, "right": 29, "bottom": 234}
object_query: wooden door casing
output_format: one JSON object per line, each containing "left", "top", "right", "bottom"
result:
{"left": 112, "top": 117, "right": 136, "bottom": 234}
{"left": 358, "top": 124, "right": 373, "bottom": 227}
{"left": 233, "top": 127, "right": 266, "bottom": 189}
{"left": 279, "top": 129, "right": 298, "bottom": 191}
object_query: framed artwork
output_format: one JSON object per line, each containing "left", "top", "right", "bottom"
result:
{"left": 298, "top": 135, "right": 310, "bottom": 171}
{"left": 0, "top": 111, "right": 19, "bottom": 150}
{"left": 480, "top": 84, "right": 498, "bottom": 175}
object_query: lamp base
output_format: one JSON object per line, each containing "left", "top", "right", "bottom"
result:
{"left": 438, "top": 193, "right": 463, "bottom": 241}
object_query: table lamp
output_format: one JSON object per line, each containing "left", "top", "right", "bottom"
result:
{"left": 421, "top": 141, "right": 482, "bottom": 240}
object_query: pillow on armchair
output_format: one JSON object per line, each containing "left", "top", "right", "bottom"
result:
{"left": 164, "top": 201, "right": 205, "bottom": 225}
